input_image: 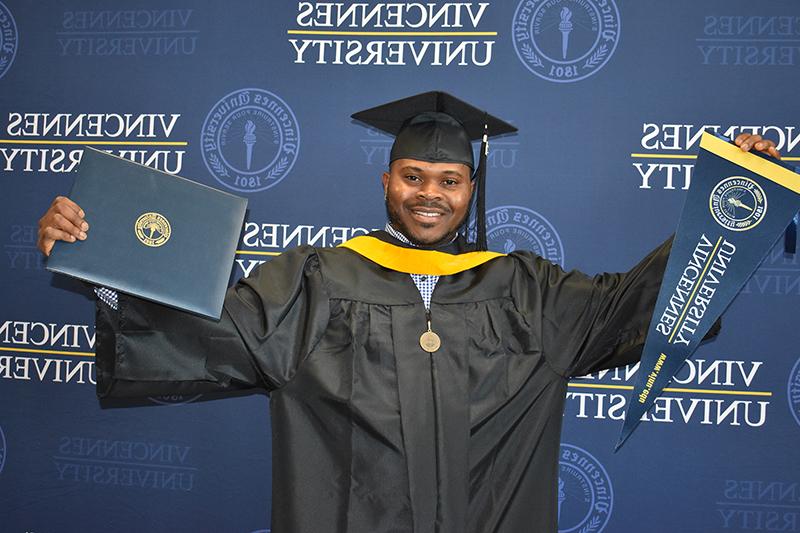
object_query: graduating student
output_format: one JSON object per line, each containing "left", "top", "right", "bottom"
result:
{"left": 36, "top": 92, "right": 779, "bottom": 533}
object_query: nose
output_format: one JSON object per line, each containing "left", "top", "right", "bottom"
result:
{"left": 418, "top": 180, "right": 441, "bottom": 200}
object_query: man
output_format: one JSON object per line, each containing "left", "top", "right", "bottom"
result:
{"left": 37, "top": 92, "right": 780, "bottom": 533}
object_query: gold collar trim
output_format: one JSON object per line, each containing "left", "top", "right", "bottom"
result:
{"left": 339, "top": 235, "right": 505, "bottom": 275}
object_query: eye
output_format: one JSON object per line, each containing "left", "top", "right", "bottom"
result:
{"left": 405, "top": 174, "right": 421, "bottom": 182}
{"left": 443, "top": 178, "right": 459, "bottom": 186}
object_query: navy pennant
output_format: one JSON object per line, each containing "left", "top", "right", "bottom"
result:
{"left": 616, "top": 133, "right": 800, "bottom": 450}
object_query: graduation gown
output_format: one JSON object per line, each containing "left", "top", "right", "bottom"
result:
{"left": 95, "top": 232, "right": 675, "bottom": 533}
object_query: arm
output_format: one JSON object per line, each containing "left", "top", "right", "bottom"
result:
{"left": 38, "top": 198, "right": 330, "bottom": 399}
{"left": 94, "top": 247, "right": 330, "bottom": 398}
{"left": 515, "top": 236, "right": 675, "bottom": 378}
{"left": 515, "top": 134, "right": 778, "bottom": 377}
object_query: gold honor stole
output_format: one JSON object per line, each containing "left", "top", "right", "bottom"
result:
{"left": 339, "top": 236, "right": 505, "bottom": 275}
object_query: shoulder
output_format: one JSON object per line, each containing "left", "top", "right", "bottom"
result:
{"left": 502, "top": 250, "right": 596, "bottom": 293}
{"left": 506, "top": 250, "right": 565, "bottom": 276}
{"left": 252, "top": 244, "right": 375, "bottom": 279}
{"left": 242, "top": 245, "right": 323, "bottom": 286}
{"left": 273, "top": 244, "right": 320, "bottom": 266}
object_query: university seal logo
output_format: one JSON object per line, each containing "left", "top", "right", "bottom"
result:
{"left": 709, "top": 176, "right": 767, "bottom": 232}
{"left": 148, "top": 394, "right": 202, "bottom": 406}
{"left": 558, "top": 444, "right": 613, "bottom": 533}
{"left": 512, "top": 0, "right": 620, "bottom": 83}
{"left": 788, "top": 357, "right": 800, "bottom": 428}
{"left": 201, "top": 88, "right": 300, "bottom": 193}
{"left": 135, "top": 212, "right": 171, "bottom": 247}
{"left": 0, "top": 424, "right": 6, "bottom": 474}
{"left": 485, "top": 205, "right": 565, "bottom": 265}
{"left": 0, "top": 2, "right": 18, "bottom": 80}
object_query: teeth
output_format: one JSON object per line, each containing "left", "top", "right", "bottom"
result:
{"left": 413, "top": 211, "right": 442, "bottom": 218}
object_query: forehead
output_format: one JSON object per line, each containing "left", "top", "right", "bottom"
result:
{"left": 390, "top": 158, "right": 471, "bottom": 177}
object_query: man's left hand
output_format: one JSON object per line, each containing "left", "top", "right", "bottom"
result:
{"left": 734, "top": 133, "right": 781, "bottom": 159}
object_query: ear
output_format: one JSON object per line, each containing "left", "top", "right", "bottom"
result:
{"left": 381, "top": 171, "right": 389, "bottom": 194}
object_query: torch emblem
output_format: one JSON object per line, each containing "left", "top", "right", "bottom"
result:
{"left": 559, "top": 7, "right": 573, "bottom": 60}
{"left": 512, "top": 0, "right": 621, "bottom": 83}
{"left": 200, "top": 88, "right": 301, "bottom": 193}
{"left": 243, "top": 120, "right": 257, "bottom": 170}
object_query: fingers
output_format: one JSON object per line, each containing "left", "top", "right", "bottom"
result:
{"left": 734, "top": 133, "right": 750, "bottom": 147}
{"left": 37, "top": 226, "right": 76, "bottom": 256}
{"left": 734, "top": 134, "right": 781, "bottom": 159}
{"left": 53, "top": 196, "right": 88, "bottom": 230}
{"left": 735, "top": 134, "right": 761, "bottom": 152}
{"left": 753, "top": 138, "right": 772, "bottom": 151}
{"left": 754, "top": 139, "right": 780, "bottom": 159}
{"left": 52, "top": 211, "right": 87, "bottom": 239}
{"left": 37, "top": 196, "right": 89, "bottom": 256}
{"left": 54, "top": 198, "right": 88, "bottom": 234}
{"left": 52, "top": 195, "right": 85, "bottom": 219}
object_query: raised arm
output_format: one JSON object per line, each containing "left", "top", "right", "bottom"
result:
{"left": 94, "top": 247, "right": 330, "bottom": 398}
{"left": 38, "top": 196, "right": 330, "bottom": 399}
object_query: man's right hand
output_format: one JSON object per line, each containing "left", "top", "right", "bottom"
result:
{"left": 37, "top": 196, "right": 88, "bottom": 256}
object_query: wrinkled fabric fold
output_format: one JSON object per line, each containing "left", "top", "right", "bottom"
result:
{"left": 96, "top": 232, "right": 682, "bottom": 533}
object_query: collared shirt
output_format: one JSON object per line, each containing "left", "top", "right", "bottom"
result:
{"left": 384, "top": 223, "right": 440, "bottom": 309}
{"left": 95, "top": 286, "right": 118, "bottom": 309}
{"left": 96, "top": 223, "right": 440, "bottom": 311}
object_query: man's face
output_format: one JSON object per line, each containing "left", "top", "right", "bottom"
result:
{"left": 382, "top": 158, "right": 474, "bottom": 246}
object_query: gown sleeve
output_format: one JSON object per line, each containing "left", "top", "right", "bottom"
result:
{"left": 95, "top": 246, "right": 330, "bottom": 398}
{"left": 513, "top": 236, "right": 720, "bottom": 378}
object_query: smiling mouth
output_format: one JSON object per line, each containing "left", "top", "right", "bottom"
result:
{"left": 411, "top": 210, "right": 445, "bottom": 219}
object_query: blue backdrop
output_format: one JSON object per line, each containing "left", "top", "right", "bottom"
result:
{"left": 1, "top": 1, "right": 799, "bottom": 532}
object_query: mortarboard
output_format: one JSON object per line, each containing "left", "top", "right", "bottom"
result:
{"left": 352, "top": 91, "right": 517, "bottom": 250}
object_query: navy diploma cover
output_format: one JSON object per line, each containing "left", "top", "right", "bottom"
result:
{"left": 46, "top": 147, "right": 248, "bottom": 319}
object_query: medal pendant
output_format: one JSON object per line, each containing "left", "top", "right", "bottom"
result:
{"left": 420, "top": 330, "right": 441, "bottom": 353}
{"left": 420, "top": 314, "right": 441, "bottom": 353}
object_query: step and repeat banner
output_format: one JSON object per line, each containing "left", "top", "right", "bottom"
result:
{"left": 1, "top": 1, "right": 799, "bottom": 532}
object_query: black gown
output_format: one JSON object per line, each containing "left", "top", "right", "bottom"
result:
{"left": 95, "top": 231, "right": 675, "bottom": 533}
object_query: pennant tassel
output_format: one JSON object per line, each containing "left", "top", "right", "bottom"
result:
{"left": 786, "top": 213, "right": 798, "bottom": 254}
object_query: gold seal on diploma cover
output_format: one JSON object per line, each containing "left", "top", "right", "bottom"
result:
{"left": 135, "top": 212, "right": 171, "bottom": 247}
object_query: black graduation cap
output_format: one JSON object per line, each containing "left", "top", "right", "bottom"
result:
{"left": 352, "top": 91, "right": 518, "bottom": 251}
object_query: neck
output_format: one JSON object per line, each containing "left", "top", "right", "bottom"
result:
{"left": 381, "top": 223, "right": 472, "bottom": 254}
{"left": 385, "top": 222, "right": 458, "bottom": 249}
